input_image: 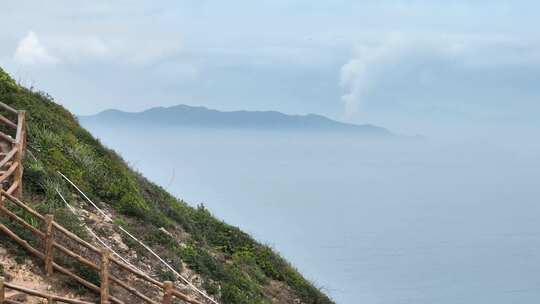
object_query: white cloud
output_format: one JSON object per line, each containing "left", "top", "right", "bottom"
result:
{"left": 50, "top": 36, "right": 109, "bottom": 62}
{"left": 121, "top": 41, "right": 182, "bottom": 65}
{"left": 13, "top": 31, "right": 112, "bottom": 65}
{"left": 14, "top": 31, "right": 59, "bottom": 65}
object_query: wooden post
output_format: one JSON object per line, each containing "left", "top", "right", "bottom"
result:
{"left": 47, "top": 295, "right": 55, "bottom": 304}
{"left": 44, "top": 214, "right": 54, "bottom": 276}
{"left": 20, "top": 111, "right": 27, "bottom": 153}
{"left": 162, "top": 281, "right": 173, "bottom": 304}
{"left": 100, "top": 249, "right": 110, "bottom": 304}
{"left": 12, "top": 145, "right": 22, "bottom": 198}
{"left": 0, "top": 276, "right": 5, "bottom": 304}
{"left": 13, "top": 111, "right": 25, "bottom": 198}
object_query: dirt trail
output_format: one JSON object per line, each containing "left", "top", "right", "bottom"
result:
{"left": 0, "top": 246, "right": 88, "bottom": 303}
{"left": 1, "top": 246, "right": 50, "bottom": 303}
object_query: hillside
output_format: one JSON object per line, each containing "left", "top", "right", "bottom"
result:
{"left": 80, "top": 105, "right": 391, "bottom": 136}
{"left": 0, "top": 67, "right": 334, "bottom": 304}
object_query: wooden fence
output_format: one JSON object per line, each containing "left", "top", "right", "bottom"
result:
{"left": 0, "top": 101, "right": 26, "bottom": 198}
{"left": 0, "top": 101, "right": 204, "bottom": 304}
{"left": 0, "top": 189, "right": 202, "bottom": 304}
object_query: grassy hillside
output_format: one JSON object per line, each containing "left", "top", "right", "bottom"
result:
{"left": 0, "top": 67, "right": 333, "bottom": 304}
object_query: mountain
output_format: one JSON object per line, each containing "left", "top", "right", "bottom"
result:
{"left": 80, "top": 105, "right": 392, "bottom": 136}
{"left": 0, "top": 67, "right": 333, "bottom": 304}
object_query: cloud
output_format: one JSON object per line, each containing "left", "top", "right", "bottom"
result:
{"left": 52, "top": 34, "right": 183, "bottom": 66}
{"left": 13, "top": 31, "right": 111, "bottom": 66}
{"left": 51, "top": 36, "right": 109, "bottom": 62}
{"left": 120, "top": 40, "right": 183, "bottom": 65}
{"left": 14, "top": 31, "right": 58, "bottom": 65}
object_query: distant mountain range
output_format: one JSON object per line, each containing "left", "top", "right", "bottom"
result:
{"left": 79, "top": 104, "right": 392, "bottom": 136}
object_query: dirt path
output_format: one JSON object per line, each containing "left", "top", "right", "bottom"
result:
{"left": 0, "top": 245, "right": 90, "bottom": 303}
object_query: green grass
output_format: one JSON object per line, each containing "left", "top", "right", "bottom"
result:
{"left": 0, "top": 67, "right": 333, "bottom": 304}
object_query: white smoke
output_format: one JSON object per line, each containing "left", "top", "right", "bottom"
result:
{"left": 339, "top": 35, "right": 413, "bottom": 118}
{"left": 339, "top": 34, "right": 495, "bottom": 118}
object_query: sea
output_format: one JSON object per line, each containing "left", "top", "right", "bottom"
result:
{"left": 82, "top": 123, "right": 540, "bottom": 304}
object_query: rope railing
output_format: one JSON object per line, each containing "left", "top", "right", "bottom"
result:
{"left": 58, "top": 172, "right": 218, "bottom": 304}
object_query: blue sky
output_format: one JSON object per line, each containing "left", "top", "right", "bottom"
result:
{"left": 0, "top": 1, "right": 538, "bottom": 136}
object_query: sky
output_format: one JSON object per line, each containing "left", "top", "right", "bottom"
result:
{"left": 0, "top": 1, "right": 539, "bottom": 137}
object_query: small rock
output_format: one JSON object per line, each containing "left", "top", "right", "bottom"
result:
{"left": 111, "top": 233, "right": 129, "bottom": 251}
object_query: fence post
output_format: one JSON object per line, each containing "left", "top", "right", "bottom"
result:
{"left": 44, "top": 214, "right": 54, "bottom": 276}
{"left": 0, "top": 276, "right": 4, "bottom": 304}
{"left": 13, "top": 111, "right": 26, "bottom": 198}
{"left": 47, "top": 295, "right": 55, "bottom": 304}
{"left": 13, "top": 143, "right": 22, "bottom": 197}
{"left": 100, "top": 249, "right": 110, "bottom": 304}
{"left": 162, "top": 281, "right": 173, "bottom": 304}
{"left": 20, "top": 111, "right": 27, "bottom": 153}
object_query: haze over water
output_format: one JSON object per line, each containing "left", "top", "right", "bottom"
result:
{"left": 83, "top": 123, "right": 540, "bottom": 304}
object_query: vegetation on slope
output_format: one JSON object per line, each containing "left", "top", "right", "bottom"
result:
{"left": 0, "top": 67, "right": 333, "bottom": 304}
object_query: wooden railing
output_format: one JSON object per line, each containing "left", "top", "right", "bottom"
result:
{"left": 0, "top": 276, "right": 93, "bottom": 304}
{"left": 0, "top": 102, "right": 205, "bottom": 304}
{"left": 0, "top": 101, "right": 26, "bottom": 198}
{"left": 0, "top": 191, "right": 202, "bottom": 304}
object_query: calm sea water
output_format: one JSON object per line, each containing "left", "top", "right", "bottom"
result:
{"left": 83, "top": 124, "right": 540, "bottom": 304}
